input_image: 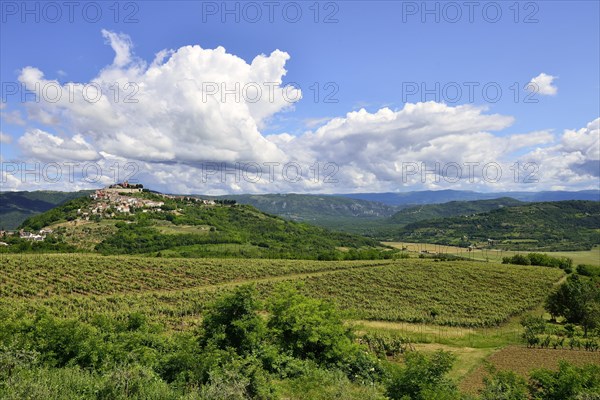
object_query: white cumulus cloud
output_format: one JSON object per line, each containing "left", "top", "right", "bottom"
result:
{"left": 528, "top": 73, "right": 558, "bottom": 96}
{"left": 17, "top": 31, "right": 300, "bottom": 166}
{"left": 18, "top": 129, "right": 101, "bottom": 162}
{"left": 101, "top": 29, "right": 134, "bottom": 67}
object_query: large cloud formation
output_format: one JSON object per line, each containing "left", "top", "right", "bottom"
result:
{"left": 18, "top": 30, "right": 296, "bottom": 165}
{"left": 5, "top": 31, "right": 599, "bottom": 194}
{"left": 523, "top": 118, "right": 600, "bottom": 189}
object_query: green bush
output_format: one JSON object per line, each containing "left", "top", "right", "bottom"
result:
{"left": 503, "top": 253, "right": 573, "bottom": 270}
{"left": 503, "top": 254, "right": 531, "bottom": 265}
{"left": 577, "top": 264, "right": 600, "bottom": 277}
{"left": 386, "top": 350, "right": 459, "bottom": 400}
{"left": 520, "top": 315, "right": 547, "bottom": 348}
{"left": 199, "top": 356, "right": 277, "bottom": 400}
{"left": 277, "top": 367, "right": 387, "bottom": 400}
{"left": 480, "top": 369, "right": 529, "bottom": 400}
{"left": 529, "top": 361, "right": 600, "bottom": 400}
{"left": 199, "top": 285, "right": 266, "bottom": 357}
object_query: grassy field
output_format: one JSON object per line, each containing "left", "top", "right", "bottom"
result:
{"left": 385, "top": 242, "right": 600, "bottom": 266}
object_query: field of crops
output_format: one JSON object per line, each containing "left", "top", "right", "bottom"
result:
{"left": 300, "top": 263, "right": 565, "bottom": 327}
{"left": 386, "top": 242, "right": 600, "bottom": 266}
{"left": 0, "top": 254, "right": 390, "bottom": 298}
{"left": 0, "top": 254, "right": 564, "bottom": 328}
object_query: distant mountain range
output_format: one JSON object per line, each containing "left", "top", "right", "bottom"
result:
{"left": 203, "top": 193, "right": 400, "bottom": 221}
{"left": 2, "top": 189, "right": 599, "bottom": 231}
{"left": 336, "top": 189, "right": 600, "bottom": 206}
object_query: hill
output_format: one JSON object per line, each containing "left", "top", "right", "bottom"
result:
{"left": 338, "top": 190, "right": 600, "bottom": 206}
{"left": 0, "top": 190, "right": 90, "bottom": 230}
{"left": 201, "top": 193, "right": 401, "bottom": 233}
{"left": 388, "top": 197, "right": 524, "bottom": 226}
{"left": 10, "top": 188, "right": 390, "bottom": 260}
{"left": 0, "top": 191, "right": 401, "bottom": 233}
{"left": 206, "top": 193, "right": 399, "bottom": 220}
{"left": 393, "top": 200, "right": 600, "bottom": 251}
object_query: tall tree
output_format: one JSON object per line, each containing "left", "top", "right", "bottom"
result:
{"left": 545, "top": 275, "right": 600, "bottom": 336}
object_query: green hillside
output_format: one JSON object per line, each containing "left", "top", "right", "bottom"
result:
{"left": 388, "top": 197, "right": 524, "bottom": 226}
{"left": 11, "top": 190, "right": 391, "bottom": 260}
{"left": 200, "top": 193, "right": 401, "bottom": 234}
{"left": 325, "top": 197, "right": 527, "bottom": 239}
{"left": 209, "top": 193, "right": 398, "bottom": 219}
{"left": 394, "top": 200, "right": 600, "bottom": 251}
{"left": 0, "top": 190, "right": 90, "bottom": 230}
{"left": 205, "top": 196, "right": 527, "bottom": 238}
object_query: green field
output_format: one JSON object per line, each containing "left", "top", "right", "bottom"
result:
{"left": 0, "top": 254, "right": 563, "bottom": 329}
{"left": 300, "top": 263, "right": 564, "bottom": 327}
{"left": 2, "top": 253, "right": 595, "bottom": 399}
{"left": 386, "top": 242, "right": 600, "bottom": 266}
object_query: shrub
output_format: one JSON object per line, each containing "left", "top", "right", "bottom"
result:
{"left": 521, "top": 315, "right": 546, "bottom": 347}
{"left": 199, "top": 356, "right": 277, "bottom": 400}
{"left": 529, "top": 361, "right": 600, "bottom": 400}
{"left": 503, "top": 254, "right": 531, "bottom": 265}
{"left": 577, "top": 264, "right": 600, "bottom": 277}
{"left": 386, "top": 350, "right": 458, "bottom": 400}
{"left": 268, "top": 284, "right": 354, "bottom": 366}
{"left": 360, "top": 333, "right": 411, "bottom": 359}
{"left": 278, "top": 367, "right": 387, "bottom": 400}
{"left": 502, "top": 253, "right": 573, "bottom": 270}
{"left": 199, "top": 285, "right": 266, "bottom": 356}
{"left": 97, "top": 364, "right": 177, "bottom": 400}
{"left": 480, "top": 369, "right": 528, "bottom": 400}
{"left": 267, "top": 284, "right": 382, "bottom": 382}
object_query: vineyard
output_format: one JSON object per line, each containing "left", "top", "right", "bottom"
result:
{"left": 300, "top": 263, "right": 565, "bottom": 327}
{"left": 0, "top": 254, "right": 564, "bottom": 328}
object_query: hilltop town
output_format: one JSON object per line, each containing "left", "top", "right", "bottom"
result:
{"left": 80, "top": 181, "right": 219, "bottom": 220}
{"left": 0, "top": 182, "right": 225, "bottom": 245}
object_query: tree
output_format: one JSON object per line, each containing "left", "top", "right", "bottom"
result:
{"left": 199, "top": 285, "right": 266, "bottom": 356}
{"left": 545, "top": 275, "right": 600, "bottom": 336}
{"left": 266, "top": 284, "right": 383, "bottom": 383}
{"left": 267, "top": 284, "right": 354, "bottom": 366}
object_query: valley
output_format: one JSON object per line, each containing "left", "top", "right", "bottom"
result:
{"left": 1, "top": 188, "right": 598, "bottom": 399}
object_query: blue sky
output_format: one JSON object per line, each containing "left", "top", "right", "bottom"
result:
{"left": 1, "top": 1, "right": 599, "bottom": 193}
